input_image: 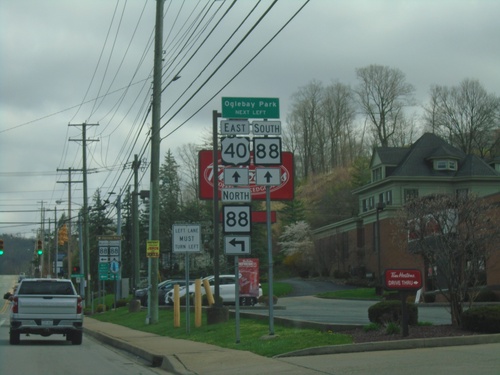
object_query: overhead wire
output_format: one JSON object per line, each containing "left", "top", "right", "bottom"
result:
{"left": 162, "top": 0, "right": 310, "bottom": 140}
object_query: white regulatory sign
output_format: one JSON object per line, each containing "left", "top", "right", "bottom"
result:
{"left": 253, "top": 137, "right": 282, "bottom": 165}
{"left": 224, "top": 167, "right": 249, "bottom": 185}
{"left": 220, "top": 120, "right": 250, "bottom": 135}
{"left": 252, "top": 120, "right": 281, "bottom": 135}
{"left": 224, "top": 235, "right": 251, "bottom": 255}
{"left": 222, "top": 188, "right": 252, "bottom": 203}
{"left": 172, "top": 224, "right": 201, "bottom": 253}
{"left": 256, "top": 168, "right": 281, "bottom": 186}
{"left": 221, "top": 137, "right": 251, "bottom": 166}
{"left": 223, "top": 205, "right": 251, "bottom": 234}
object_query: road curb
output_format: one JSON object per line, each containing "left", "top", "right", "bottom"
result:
{"left": 83, "top": 327, "right": 194, "bottom": 375}
{"left": 274, "top": 332, "right": 500, "bottom": 357}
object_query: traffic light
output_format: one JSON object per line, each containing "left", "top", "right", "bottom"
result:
{"left": 0, "top": 239, "right": 4, "bottom": 255}
{"left": 37, "top": 240, "right": 43, "bottom": 255}
{"left": 72, "top": 266, "right": 80, "bottom": 273}
{"left": 58, "top": 224, "right": 68, "bottom": 245}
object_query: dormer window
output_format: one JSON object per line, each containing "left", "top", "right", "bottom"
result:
{"left": 372, "top": 167, "right": 382, "bottom": 182}
{"left": 434, "top": 159, "right": 457, "bottom": 171}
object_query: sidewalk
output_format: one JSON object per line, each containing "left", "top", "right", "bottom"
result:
{"left": 83, "top": 317, "right": 500, "bottom": 375}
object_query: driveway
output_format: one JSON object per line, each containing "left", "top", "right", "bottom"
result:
{"left": 244, "top": 278, "right": 453, "bottom": 325}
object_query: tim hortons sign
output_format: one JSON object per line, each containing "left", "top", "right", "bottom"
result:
{"left": 198, "top": 150, "right": 294, "bottom": 201}
{"left": 384, "top": 269, "right": 422, "bottom": 291}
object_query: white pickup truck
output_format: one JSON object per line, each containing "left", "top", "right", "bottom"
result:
{"left": 4, "top": 278, "right": 84, "bottom": 345}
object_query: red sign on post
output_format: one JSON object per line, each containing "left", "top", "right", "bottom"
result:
{"left": 198, "top": 150, "right": 294, "bottom": 201}
{"left": 384, "top": 269, "right": 422, "bottom": 290}
{"left": 239, "top": 258, "right": 260, "bottom": 298}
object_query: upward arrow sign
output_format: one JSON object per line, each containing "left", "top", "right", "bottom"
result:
{"left": 264, "top": 171, "right": 273, "bottom": 183}
{"left": 232, "top": 171, "right": 241, "bottom": 183}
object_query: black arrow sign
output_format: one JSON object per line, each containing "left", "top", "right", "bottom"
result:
{"left": 229, "top": 238, "right": 246, "bottom": 252}
{"left": 264, "top": 171, "right": 273, "bottom": 183}
{"left": 232, "top": 171, "right": 241, "bottom": 183}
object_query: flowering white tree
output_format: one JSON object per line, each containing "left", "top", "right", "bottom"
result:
{"left": 278, "top": 221, "right": 315, "bottom": 275}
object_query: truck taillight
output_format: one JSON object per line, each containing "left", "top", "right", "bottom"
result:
{"left": 76, "top": 296, "right": 83, "bottom": 314}
{"left": 12, "top": 296, "right": 18, "bottom": 313}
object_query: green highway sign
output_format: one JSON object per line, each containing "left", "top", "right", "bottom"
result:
{"left": 222, "top": 97, "right": 280, "bottom": 119}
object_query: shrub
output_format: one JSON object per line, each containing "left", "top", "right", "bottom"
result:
{"left": 112, "top": 299, "right": 128, "bottom": 308}
{"left": 385, "top": 322, "right": 401, "bottom": 335}
{"left": 368, "top": 300, "right": 418, "bottom": 325}
{"left": 461, "top": 306, "right": 500, "bottom": 333}
{"left": 363, "top": 323, "right": 380, "bottom": 332}
{"left": 423, "top": 292, "right": 436, "bottom": 303}
{"left": 96, "top": 304, "right": 107, "bottom": 313}
{"left": 473, "top": 287, "right": 498, "bottom": 302}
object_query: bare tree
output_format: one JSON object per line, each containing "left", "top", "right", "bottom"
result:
{"left": 355, "top": 64, "right": 415, "bottom": 147}
{"left": 423, "top": 79, "right": 500, "bottom": 157}
{"left": 394, "top": 193, "right": 500, "bottom": 326}
{"left": 322, "top": 82, "right": 357, "bottom": 168}
{"left": 284, "top": 80, "right": 361, "bottom": 179}
{"left": 177, "top": 143, "right": 202, "bottom": 202}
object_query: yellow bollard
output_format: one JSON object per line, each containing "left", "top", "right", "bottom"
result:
{"left": 195, "top": 279, "right": 202, "bottom": 327}
{"left": 203, "top": 279, "right": 215, "bottom": 306}
{"left": 173, "top": 284, "right": 180, "bottom": 328}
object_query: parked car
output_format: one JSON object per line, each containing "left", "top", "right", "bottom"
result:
{"left": 165, "top": 275, "right": 262, "bottom": 306}
{"left": 134, "top": 279, "right": 187, "bottom": 307}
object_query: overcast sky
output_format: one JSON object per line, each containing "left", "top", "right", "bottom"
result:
{"left": 1, "top": 0, "right": 499, "bottom": 238}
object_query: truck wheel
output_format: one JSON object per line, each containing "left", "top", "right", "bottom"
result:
{"left": 10, "top": 331, "right": 20, "bottom": 345}
{"left": 71, "top": 331, "right": 83, "bottom": 345}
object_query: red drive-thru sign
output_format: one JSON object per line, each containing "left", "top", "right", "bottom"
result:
{"left": 199, "top": 150, "right": 294, "bottom": 200}
{"left": 239, "top": 258, "right": 260, "bottom": 298}
{"left": 385, "top": 269, "right": 422, "bottom": 291}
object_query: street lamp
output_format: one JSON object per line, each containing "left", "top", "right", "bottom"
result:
{"left": 376, "top": 202, "right": 386, "bottom": 295}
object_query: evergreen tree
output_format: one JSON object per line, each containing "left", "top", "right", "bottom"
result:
{"left": 159, "top": 150, "right": 181, "bottom": 271}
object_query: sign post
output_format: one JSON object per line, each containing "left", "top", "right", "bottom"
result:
{"left": 172, "top": 224, "right": 201, "bottom": 333}
{"left": 384, "top": 269, "right": 422, "bottom": 337}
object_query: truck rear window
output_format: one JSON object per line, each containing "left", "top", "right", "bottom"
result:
{"left": 18, "top": 281, "right": 75, "bottom": 295}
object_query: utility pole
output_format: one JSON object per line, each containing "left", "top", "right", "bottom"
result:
{"left": 57, "top": 167, "right": 83, "bottom": 278}
{"left": 69, "top": 122, "right": 99, "bottom": 306}
{"left": 149, "top": 0, "right": 164, "bottom": 324}
{"left": 132, "top": 154, "right": 141, "bottom": 290}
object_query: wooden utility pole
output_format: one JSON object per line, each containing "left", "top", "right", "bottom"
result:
{"left": 149, "top": 0, "right": 164, "bottom": 324}
{"left": 68, "top": 122, "right": 98, "bottom": 306}
{"left": 57, "top": 167, "right": 83, "bottom": 278}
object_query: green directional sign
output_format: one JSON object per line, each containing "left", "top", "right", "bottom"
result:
{"left": 222, "top": 97, "right": 280, "bottom": 119}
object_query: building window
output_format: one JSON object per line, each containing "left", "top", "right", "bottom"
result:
{"left": 404, "top": 189, "right": 419, "bottom": 203}
{"left": 434, "top": 159, "right": 458, "bottom": 171}
{"left": 385, "top": 190, "right": 393, "bottom": 205}
{"left": 362, "top": 199, "right": 367, "bottom": 212}
{"left": 456, "top": 188, "right": 469, "bottom": 198}
{"left": 368, "top": 196, "right": 375, "bottom": 210}
{"left": 372, "top": 167, "right": 382, "bottom": 182}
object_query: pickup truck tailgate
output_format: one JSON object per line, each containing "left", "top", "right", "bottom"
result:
{"left": 18, "top": 295, "right": 78, "bottom": 315}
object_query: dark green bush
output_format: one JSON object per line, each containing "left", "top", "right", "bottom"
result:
{"left": 112, "top": 298, "right": 128, "bottom": 308}
{"left": 423, "top": 292, "right": 436, "bottom": 303}
{"left": 473, "top": 287, "right": 499, "bottom": 302}
{"left": 368, "top": 300, "right": 418, "bottom": 325}
{"left": 462, "top": 306, "right": 500, "bottom": 333}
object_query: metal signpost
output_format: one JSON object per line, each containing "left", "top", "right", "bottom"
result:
{"left": 217, "top": 96, "right": 287, "bottom": 339}
{"left": 172, "top": 224, "right": 201, "bottom": 333}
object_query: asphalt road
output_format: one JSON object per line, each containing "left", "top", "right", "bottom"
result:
{"left": 244, "top": 277, "right": 453, "bottom": 326}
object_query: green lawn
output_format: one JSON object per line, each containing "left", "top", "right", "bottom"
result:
{"left": 90, "top": 307, "right": 352, "bottom": 357}
{"left": 316, "top": 287, "right": 381, "bottom": 300}
{"left": 88, "top": 281, "right": 374, "bottom": 357}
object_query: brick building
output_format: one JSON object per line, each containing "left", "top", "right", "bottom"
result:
{"left": 312, "top": 133, "right": 500, "bottom": 289}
